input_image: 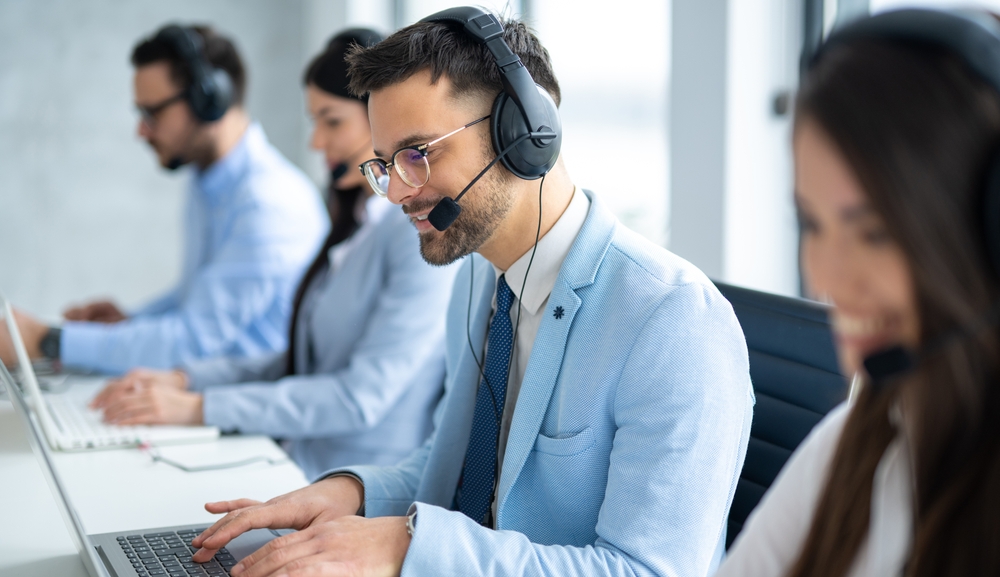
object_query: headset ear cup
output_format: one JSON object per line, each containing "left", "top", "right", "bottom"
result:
{"left": 206, "top": 69, "right": 233, "bottom": 121}
{"left": 490, "top": 85, "right": 562, "bottom": 180}
{"left": 983, "top": 149, "right": 1000, "bottom": 276}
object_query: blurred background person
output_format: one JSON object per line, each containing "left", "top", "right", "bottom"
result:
{"left": 89, "top": 29, "right": 461, "bottom": 481}
{"left": 0, "top": 24, "right": 328, "bottom": 375}
{"left": 718, "top": 9, "right": 1000, "bottom": 577}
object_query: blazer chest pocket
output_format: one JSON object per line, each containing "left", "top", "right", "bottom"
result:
{"left": 533, "top": 427, "right": 595, "bottom": 456}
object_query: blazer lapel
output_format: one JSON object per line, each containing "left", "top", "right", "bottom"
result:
{"left": 495, "top": 191, "right": 617, "bottom": 517}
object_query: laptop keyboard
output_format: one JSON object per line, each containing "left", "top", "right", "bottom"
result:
{"left": 47, "top": 395, "right": 140, "bottom": 448}
{"left": 116, "top": 529, "right": 236, "bottom": 577}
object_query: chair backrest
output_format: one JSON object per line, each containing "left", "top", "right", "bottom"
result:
{"left": 715, "top": 281, "right": 847, "bottom": 548}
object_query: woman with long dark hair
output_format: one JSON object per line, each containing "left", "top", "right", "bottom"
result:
{"left": 717, "top": 9, "right": 1000, "bottom": 577}
{"left": 89, "top": 29, "right": 459, "bottom": 481}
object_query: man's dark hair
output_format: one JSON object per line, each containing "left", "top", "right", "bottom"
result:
{"left": 345, "top": 17, "right": 560, "bottom": 108}
{"left": 131, "top": 25, "right": 247, "bottom": 106}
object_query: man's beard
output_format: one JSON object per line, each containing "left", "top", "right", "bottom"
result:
{"left": 415, "top": 141, "right": 515, "bottom": 266}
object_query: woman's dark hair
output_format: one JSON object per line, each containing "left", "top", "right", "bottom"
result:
{"left": 789, "top": 40, "right": 1000, "bottom": 577}
{"left": 285, "top": 28, "right": 382, "bottom": 375}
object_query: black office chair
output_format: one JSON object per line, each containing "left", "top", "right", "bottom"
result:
{"left": 715, "top": 281, "right": 848, "bottom": 548}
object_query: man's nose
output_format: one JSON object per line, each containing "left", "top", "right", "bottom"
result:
{"left": 386, "top": 172, "right": 416, "bottom": 206}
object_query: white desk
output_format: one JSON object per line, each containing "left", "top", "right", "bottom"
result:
{"left": 0, "top": 381, "right": 309, "bottom": 577}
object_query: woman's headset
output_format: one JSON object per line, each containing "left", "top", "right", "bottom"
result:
{"left": 813, "top": 9, "right": 1000, "bottom": 383}
{"left": 154, "top": 25, "right": 234, "bottom": 123}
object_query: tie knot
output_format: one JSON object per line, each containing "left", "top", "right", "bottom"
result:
{"left": 496, "top": 274, "right": 514, "bottom": 315}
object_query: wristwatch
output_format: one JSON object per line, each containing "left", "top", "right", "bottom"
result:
{"left": 39, "top": 327, "right": 62, "bottom": 360}
{"left": 405, "top": 509, "right": 418, "bottom": 538}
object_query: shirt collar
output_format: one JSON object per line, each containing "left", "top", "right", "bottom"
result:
{"left": 493, "top": 185, "right": 590, "bottom": 314}
{"left": 195, "top": 122, "right": 266, "bottom": 205}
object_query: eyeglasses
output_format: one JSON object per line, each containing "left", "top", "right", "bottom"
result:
{"left": 136, "top": 92, "right": 186, "bottom": 129}
{"left": 359, "top": 115, "right": 490, "bottom": 197}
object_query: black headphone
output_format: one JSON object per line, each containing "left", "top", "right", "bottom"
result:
{"left": 154, "top": 25, "right": 234, "bottom": 123}
{"left": 812, "top": 9, "right": 1000, "bottom": 384}
{"left": 419, "top": 7, "right": 562, "bottom": 230}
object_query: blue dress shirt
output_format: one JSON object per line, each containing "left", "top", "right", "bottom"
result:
{"left": 61, "top": 123, "right": 328, "bottom": 374}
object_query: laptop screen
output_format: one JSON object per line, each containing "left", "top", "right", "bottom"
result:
{"left": 0, "top": 361, "right": 109, "bottom": 577}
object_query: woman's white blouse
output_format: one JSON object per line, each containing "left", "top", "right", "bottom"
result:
{"left": 717, "top": 403, "right": 914, "bottom": 577}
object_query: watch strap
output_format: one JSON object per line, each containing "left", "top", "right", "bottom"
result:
{"left": 39, "top": 327, "right": 62, "bottom": 360}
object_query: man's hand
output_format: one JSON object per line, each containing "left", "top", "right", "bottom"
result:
{"left": 191, "top": 476, "right": 366, "bottom": 563}
{"left": 228, "top": 516, "right": 410, "bottom": 577}
{"left": 63, "top": 300, "right": 127, "bottom": 323}
{"left": 99, "top": 383, "right": 204, "bottom": 426}
{"left": 1, "top": 308, "right": 49, "bottom": 366}
{"left": 91, "top": 368, "right": 189, "bottom": 410}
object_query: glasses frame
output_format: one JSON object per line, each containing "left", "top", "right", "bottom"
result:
{"left": 137, "top": 92, "right": 187, "bottom": 129}
{"left": 359, "top": 115, "right": 490, "bottom": 197}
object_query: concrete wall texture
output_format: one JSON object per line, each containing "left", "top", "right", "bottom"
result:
{"left": 0, "top": 0, "right": 346, "bottom": 319}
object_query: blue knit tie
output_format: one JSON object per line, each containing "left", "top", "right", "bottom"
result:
{"left": 456, "top": 274, "right": 515, "bottom": 525}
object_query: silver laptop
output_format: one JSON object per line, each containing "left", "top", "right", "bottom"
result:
{"left": 1, "top": 360, "right": 288, "bottom": 577}
{"left": 1, "top": 295, "right": 220, "bottom": 450}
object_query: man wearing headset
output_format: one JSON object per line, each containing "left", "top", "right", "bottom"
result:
{"left": 1, "top": 25, "right": 328, "bottom": 374}
{"left": 187, "top": 10, "right": 752, "bottom": 577}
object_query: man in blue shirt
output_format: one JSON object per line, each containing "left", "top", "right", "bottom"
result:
{"left": 187, "top": 10, "right": 753, "bottom": 577}
{"left": 2, "top": 25, "right": 327, "bottom": 374}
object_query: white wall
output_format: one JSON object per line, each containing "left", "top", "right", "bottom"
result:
{"left": 723, "top": 0, "right": 800, "bottom": 296}
{"left": 669, "top": 0, "right": 801, "bottom": 296}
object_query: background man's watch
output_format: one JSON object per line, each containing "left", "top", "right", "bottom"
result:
{"left": 39, "top": 327, "right": 62, "bottom": 360}
{"left": 406, "top": 509, "right": 417, "bottom": 538}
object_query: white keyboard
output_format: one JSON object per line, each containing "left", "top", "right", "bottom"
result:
{"left": 46, "top": 395, "right": 142, "bottom": 449}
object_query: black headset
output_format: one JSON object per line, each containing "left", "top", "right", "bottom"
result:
{"left": 812, "top": 9, "right": 1000, "bottom": 383}
{"left": 154, "top": 25, "right": 234, "bottom": 123}
{"left": 419, "top": 7, "right": 562, "bottom": 230}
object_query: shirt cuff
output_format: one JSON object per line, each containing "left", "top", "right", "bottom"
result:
{"left": 60, "top": 321, "right": 110, "bottom": 369}
{"left": 201, "top": 388, "right": 240, "bottom": 432}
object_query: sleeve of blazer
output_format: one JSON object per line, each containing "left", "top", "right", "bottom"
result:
{"left": 181, "top": 351, "right": 288, "bottom": 390}
{"left": 195, "top": 219, "right": 457, "bottom": 440}
{"left": 399, "top": 282, "right": 755, "bottom": 577}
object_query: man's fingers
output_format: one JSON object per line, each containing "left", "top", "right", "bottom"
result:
{"left": 103, "top": 396, "right": 153, "bottom": 424}
{"left": 230, "top": 530, "right": 314, "bottom": 577}
{"left": 204, "top": 499, "right": 263, "bottom": 515}
{"left": 90, "top": 380, "right": 134, "bottom": 408}
{"left": 278, "top": 560, "right": 349, "bottom": 577}
{"left": 194, "top": 504, "right": 284, "bottom": 553}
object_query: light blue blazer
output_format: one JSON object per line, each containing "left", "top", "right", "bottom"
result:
{"left": 183, "top": 204, "right": 458, "bottom": 481}
{"left": 333, "top": 191, "right": 754, "bottom": 577}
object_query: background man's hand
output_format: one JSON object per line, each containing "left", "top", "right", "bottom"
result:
{"left": 63, "top": 300, "right": 127, "bottom": 323}
{"left": 99, "top": 383, "right": 203, "bottom": 425}
{"left": 191, "top": 476, "right": 366, "bottom": 563}
{"left": 1, "top": 308, "right": 49, "bottom": 366}
{"left": 91, "top": 368, "right": 189, "bottom": 409}
{"left": 229, "top": 515, "right": 410, "bottom": 577}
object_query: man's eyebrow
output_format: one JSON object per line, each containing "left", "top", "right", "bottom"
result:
{"left": 373, "top": 132, "right": 437, "bottom": 159}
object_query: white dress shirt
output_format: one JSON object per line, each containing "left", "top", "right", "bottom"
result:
{"left": 486, "top": 185, "right": 590, "bottom": 520}
{"left": 717, "top": 402, "right": 914, "bottom": 577}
